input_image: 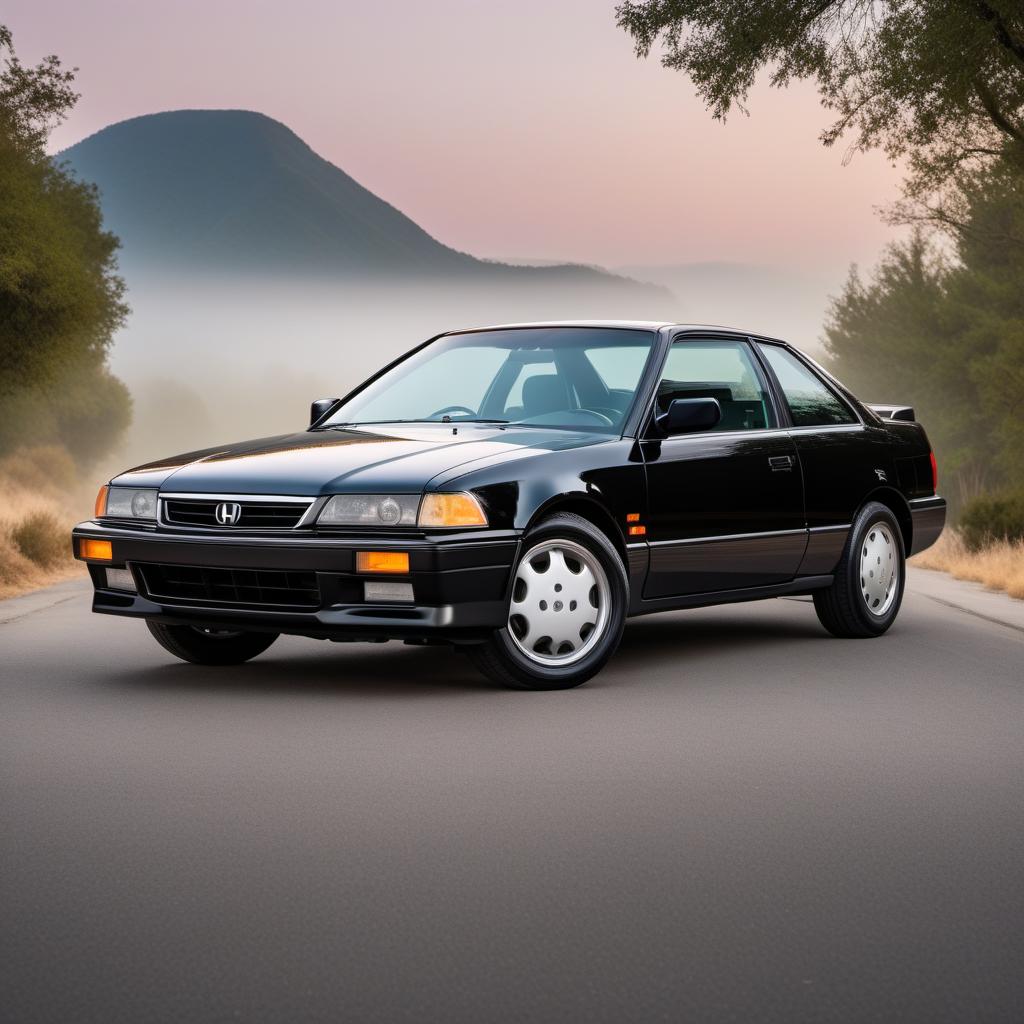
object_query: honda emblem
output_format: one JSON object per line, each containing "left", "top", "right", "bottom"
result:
{"left": 215, "top": 501, "right": 242, "bottom": 526}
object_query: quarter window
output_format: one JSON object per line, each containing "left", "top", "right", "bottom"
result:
{"left": 655, "top": 340, "right": 773, "bottom": 432}
{"left": 757, "top": 344, "right": 856, "bottom": 427}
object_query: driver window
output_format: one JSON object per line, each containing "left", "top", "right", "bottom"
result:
{"left": 657, "top": 340, "right": 773, "bottom": 432}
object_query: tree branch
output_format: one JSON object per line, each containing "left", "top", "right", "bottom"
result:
{"left": 974, "top": 2, "right": 1024, "bottom": 68}
{"left": 974, "top": 77, "right": 1024, "bottom": 142}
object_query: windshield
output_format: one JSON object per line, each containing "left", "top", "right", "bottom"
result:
{"left": 321, "top": 327, "right": 658, "bottom": 433}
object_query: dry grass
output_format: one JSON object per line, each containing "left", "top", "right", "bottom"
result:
{"left": 912, "top": 530, "right": 1024, "bottom": 600}
{"left": 12, "top": 510, "right": 68, "bottom": 567}
{"left": 0, "top": 445, "right": 86, "bottom": 600}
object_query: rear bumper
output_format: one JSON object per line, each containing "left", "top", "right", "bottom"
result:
{"left": 71, "top": 521, "right": 520, "bottom": 642}
{"left": 909, "top": 495, "right": 946, "bottom": 556}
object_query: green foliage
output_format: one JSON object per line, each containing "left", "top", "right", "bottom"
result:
{"left": 0, "top": 362, "right": 132, "bottom": 468}
{"left": 0, "top": 25, "right": 129, "bottom": 466}
{"left": 0, "top": 24, "right": 78, "bottom": 153}
{"left": 824, "top": 171, "right": 1024, "bottom": 510}
{"left": 616, "top": 1, "right": 1024, "bottom": 221}
{"left": 959, "top": 489, "right": 1024, "bottom": 551}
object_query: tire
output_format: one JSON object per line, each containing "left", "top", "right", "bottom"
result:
{"left": 146, "top": 621, "right": 279, "bottom": 665}
{"left": 813, "top": 501, "right": 906, "bottom": 638}
{"left": 468, "top": 512, "right": 628, "bottom": 689}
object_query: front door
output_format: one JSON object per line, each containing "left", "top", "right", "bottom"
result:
{"left": 641, "top": 337, "right": 807, "bottom": 598}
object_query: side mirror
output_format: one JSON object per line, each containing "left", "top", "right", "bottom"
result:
{"left": 656, "top": 397, "right": 721, "bottom": 436}
{"left": 310, "top": 397, "right": 340, "bottom": 427}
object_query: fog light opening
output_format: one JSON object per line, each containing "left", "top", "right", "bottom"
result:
{"left": 104, "top": 567, "right": 137, "bottom": 592}
{"left": 364, "top": 581, "right": 414, "bottom": 603}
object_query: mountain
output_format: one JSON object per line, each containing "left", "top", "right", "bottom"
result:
{"left": 58, "top": 109, "right": 666, "bottom": 299}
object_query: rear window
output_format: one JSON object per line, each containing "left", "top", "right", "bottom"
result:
{"left": 757, "top": 344, "right": 857, "bottom": 427}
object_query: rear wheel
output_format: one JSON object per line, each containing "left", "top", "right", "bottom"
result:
{"left": 468, "top": 513, "right": 628, "bottom": 689}
{"left": 813, "top": 501, "right": 906, "bottom": 638}
{"left": 146, "top": 621, "right": 279, "bottom": 665}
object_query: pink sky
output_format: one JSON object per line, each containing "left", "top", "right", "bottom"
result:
{"left": 9, "top": 0, "right": 902, "bottom": 273}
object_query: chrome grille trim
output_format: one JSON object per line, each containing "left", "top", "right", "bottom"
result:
{"left": 157, "top": 493, "right": 321, "bottom": 533}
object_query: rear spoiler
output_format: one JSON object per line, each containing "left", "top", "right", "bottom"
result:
{"left": 867, "top": 403, "right": 915, "bottom": 422}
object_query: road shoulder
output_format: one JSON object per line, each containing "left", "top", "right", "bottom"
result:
{"left": 0, "top": 577, "right": 89, "bottom": 625}
{"left": 908, "top": 567, "right": 1024, "bottom": 634}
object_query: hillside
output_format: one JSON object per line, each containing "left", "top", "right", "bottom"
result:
{"left": 59, "top": 109, "right": 665, "bottom": 299}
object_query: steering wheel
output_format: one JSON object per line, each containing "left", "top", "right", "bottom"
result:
{"left": 429, "top": 405, "right": 478, "bottom": 419}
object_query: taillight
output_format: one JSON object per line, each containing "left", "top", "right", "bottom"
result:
{"left": 929, "top": 451, "right": 938, "bottom": 492}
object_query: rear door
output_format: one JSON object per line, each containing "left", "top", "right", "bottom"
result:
{"left": 641, "top": 336, "right": 807, "bottom": 598}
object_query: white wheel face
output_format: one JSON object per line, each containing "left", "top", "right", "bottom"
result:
{"left": 860, "top": 521, "right": 900, "bottom": 617}
{"left": 506, "top": 538, "right": 611, "bottom": 666}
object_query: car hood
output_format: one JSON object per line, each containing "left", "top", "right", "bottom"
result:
{"left": 113, "top": 424, "right": 609, "bottom": 495}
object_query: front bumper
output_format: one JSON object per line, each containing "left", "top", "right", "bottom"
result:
{"left": 71, "top": 521, "right": 521, "bottom": 643}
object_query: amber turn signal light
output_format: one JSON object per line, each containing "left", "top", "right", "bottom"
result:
{"left": 628, "top": 524, "right": 646, "bottom": 536}
{"left": 79, "top": 538, "right": 113, "bottom": 561}
{"left": 418, "top": 492, "right": 487, "bottom": 528}
{"left": 356, "top": 551, "right": 410, "bottom": 574}
{"left": 94, "top": 485, "right": 109, "bottom": 518}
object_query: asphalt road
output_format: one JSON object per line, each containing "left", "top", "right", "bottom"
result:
{"left": 2, "top": 572, "right": 1023, "bottom": 1023}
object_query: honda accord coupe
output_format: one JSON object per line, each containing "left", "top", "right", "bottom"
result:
{"left": 73, "top": 323, "right": 946, "bottom": 689}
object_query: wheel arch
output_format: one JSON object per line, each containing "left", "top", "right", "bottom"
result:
{"left": 524, "top": 493, "right": 628, "bottom": 567}
{"left": 862, "top": 486, "right": 913, "bottom": 553}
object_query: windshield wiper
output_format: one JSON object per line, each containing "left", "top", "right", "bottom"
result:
{"left": 321, "top": 418, "right": 509, "bottom": 429}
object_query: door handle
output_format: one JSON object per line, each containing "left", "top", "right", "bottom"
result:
{"left": 769, "top": 455, "right": 794, "bottom": 471}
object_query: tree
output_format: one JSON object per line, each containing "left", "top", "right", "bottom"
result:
{"left": 0, "top": 25, "right": 78, "bottom": 152}
{"left": 0, "top": 25, "right": 130, "bottom": 465}
{"left": 824, "top": 177, "right": 1024, "bottom": 507}
{"left": 616, "top": 1, "right": 1024, "bottom": 233}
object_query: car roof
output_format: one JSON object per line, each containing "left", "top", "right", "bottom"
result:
{"left": 444, "top": 321, "right": 789, "bottom": 343}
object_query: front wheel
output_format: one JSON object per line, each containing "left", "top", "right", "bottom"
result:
{"left": 468, "top": 513, "right": 628, "bottom": 689}
{"left": 813, "top": 501, "right": 906, "bottom": 638}
{"left": 146, "top": 621, "right": 279, "bottom": 665}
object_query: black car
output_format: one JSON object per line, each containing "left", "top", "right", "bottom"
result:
{"left": 73, "top": 323, "right": 946, "bottom": 689}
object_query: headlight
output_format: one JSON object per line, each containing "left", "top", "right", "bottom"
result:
{"left": 316, "top": 492, "right": 488, "bottom": 528}
{"left": 101, "top": 486, "right": 159, "bottom": 520}
{"left": 418, "top": 492, "right": 487, "bottom": 528}
{"left": 318, "top": 494, "right": 420, "bottom": 526}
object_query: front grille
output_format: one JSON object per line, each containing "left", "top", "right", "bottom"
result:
{"left": 162, "top": 498, "right": 312, "bottom": 530}
{"left": 136, "top": 563, "right": 320, "bottom": 609}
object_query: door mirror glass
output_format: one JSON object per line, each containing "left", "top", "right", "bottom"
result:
{"left": 657, "top": 397, "right": 721, "bottom": 435}
{"left": 310, "top": 398, "right": 340, "bottom": 426}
